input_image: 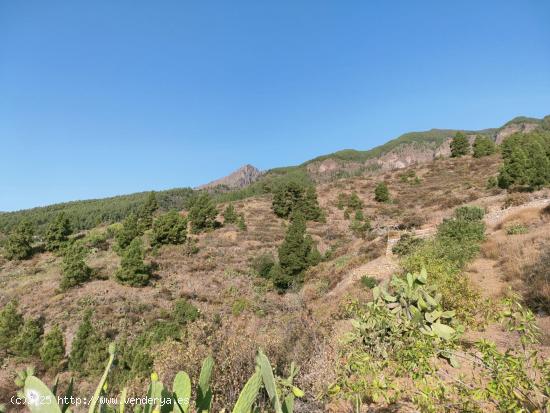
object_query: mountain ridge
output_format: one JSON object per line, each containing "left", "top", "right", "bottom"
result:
{"left": 1, "top": 113, "right": 547, "bottom": 233}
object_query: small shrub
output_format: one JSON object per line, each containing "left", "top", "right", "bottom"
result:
{"left": 392, "top": 233, "right": 424, "bottom": 256}
{"left": 82, "top": 230, "right": 109, "bottom": 250}
{"left": 40, "top": 326, "right": 65, "bottom": 371}
{"left": 360, "top": 275, "right": 378, "bottom": 289}
{"left": 237, "top": 213, "right": 247, "bottom": 231}
{"left": 505, "top": 224, "right": 528, "bottom": 235}
{"left": 222, "top": 204, "right": 238, "bottom": 224}
{"left": 374, "top": 182, "right": 390, "bottom": 203}
{"left": 523, "top": 248, "right": 550, "bottom": 313}
{"left": 486, "top": 176, "right": 498, "bottom": 189}
{"left": 454, "top": 205, "right": 485, "bottom": 222}
{"left": 172, "top": 299, "right": 199, "bottom": 325}
{"left": 251, "top": 253, "right": 275, "bottom": 278}
{"left": 502, "top": 193, "right": 529, "bottom": 209}
{"left": 232, "top": 298, "right": 249, "bottom": 316}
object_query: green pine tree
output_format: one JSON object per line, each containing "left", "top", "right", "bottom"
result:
{"left": 347, "top": 192, "right": 364, "bottom": 211}
{"left": 40, "top": 326, "right": 65, "bottom": 371}
{"left": 237, "top": 213, "right": 247, "bottom": 231}
{"left": 272, "top": 181, "right": 323, "bottom": 221}
{"left": 526, "top": 141, "right": 550, "bottom": 189}
{"left": 374, "top": 182, "right": 390, "bottom": 203}
{"left": 138, "top": 192, "right": 158, "bottom": 232}
{"left": 60, "top": 242, "right": 91, "bottom": 290}
{"left": 498, "top": 146, "right": 529, "bottom": 189}
{"left": 115, "top": 238, "right": 150, "bottom": 287}
{"left": 45, "top": 213, "right": 72, "bottom": 252}
{"left": 151, "top": 210, "right": 187, "bottom": 246}
{"left": 16, "top": 317, "right": 44, "bottom": 357}
{"left": 222, "top": 204, "right": 238, "bottom": 224}
{"left": 0, "top": 300, "right": 23, "bottom": 353}
{"left": 473, "top": 135, "right": 496, "bottom": 158}
{"left": 300, "top": 186, "right": 323, "bottom": 221}
{"left": 115, "top": 213, "right": 142, "bottom": 251}
{"left": 188, "top": 193, "right": 218, "bottom": 233}
{"left": 275, "top": 212, "right": 320, "bottom": 291}
{"left": 4, "top": 220, "right": 34, "bottom": 260}
{"left": 450, "top": 132, "right": 470, "bottom": 157}
{"left": 69, "top": 310, "right": 107, "bottom": 375}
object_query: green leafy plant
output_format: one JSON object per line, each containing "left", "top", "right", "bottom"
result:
{"left": 20, "top": 345, "right": 303, "bottom": 413}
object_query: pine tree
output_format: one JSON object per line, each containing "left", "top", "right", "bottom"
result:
{"left": 16, "top": 317, "right": 44, "bottom": 357}
{"left": 374, "top": 182, "right": 390, "bottom": 203}
{"left": 69, "top": 310, "right": 106, "bottom": 375}
{"left": 300, "top": 186, "right": 323, "bottom": 221}
{"left": 188, "top": 193, "right": 218, "bottom": 233}
{"left": 237, "top": 213, "right": 247, "bottom": 231}
{"left": 272, "top": 181, "right": 305, "bottom": 219}
{"left": 526, "top": 141, "right": 550, "bottom": 189}
{"left": 115, "top": 238, "right": 150, "bottom": 287}
{"left": 473, "top": 135, "right": 496, "bottom": 158}
{"left": 222, "top": 204, "right": 238, "bottom": 224}
{"left": 40, "top": 326, "right": 65, "bottom": 371}
{"left": 45, "top": 213, "right": 72, "bottom": 252}
{"left": 347, "top": 192, "right": 364, "bottom": 211}
{"left": 115, "top": 213, "right": 142, "bottom": 251}
{"left": 450, "top": 132, "right": 470, "bottom": 157}
{"left": 138, "top": 192, "right": 158, "bottom": 232}
{"left": 498, "top": 146, "right": 529, "bottom": 189}
{"left": 4, "top": 220, "right": 34, "bottom": 260}
{"left": 151, "top": 210, "right": 187, "bottom": 246}
{"left": 0, "top": 300, "right": 23, "bottom": 352}
{"left": 60, "top": 242, "right": 91, "bottom": 290}
{"left": 275, "top": 212, "right": 320, "bottom": 291}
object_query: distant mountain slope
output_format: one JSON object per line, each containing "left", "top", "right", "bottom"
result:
{"left": 299, "top": 116, "right": 544, "bottom": 179}
{"left": 1, "top": 113, "right": 547, "bottom": 234}
{"left": 197, "top": 164, "right": 262, "bottom": 190}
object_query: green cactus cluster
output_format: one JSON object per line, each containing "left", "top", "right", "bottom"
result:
{"left": 19, "top": 345, "right": 303, "bottom": 413}
{"left": 371, "top": 268, "right": 461, "bottom": 341}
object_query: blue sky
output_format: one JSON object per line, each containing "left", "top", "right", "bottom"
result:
{"left": 1, "top": 1, "right": 549, "bottom": 211}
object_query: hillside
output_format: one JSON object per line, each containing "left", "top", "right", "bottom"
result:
{"left": 2, "top": 132, "right": 550, "bottom": 412}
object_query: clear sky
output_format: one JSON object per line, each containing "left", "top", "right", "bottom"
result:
{"left": 1, "top": 1, "right": 549, "bottom": 211}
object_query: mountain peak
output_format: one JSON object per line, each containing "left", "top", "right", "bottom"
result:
{"left": 197, "top": 164, "right": 262, "bottom": 190}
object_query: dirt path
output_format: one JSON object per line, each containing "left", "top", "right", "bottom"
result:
{"left": 328, "top": 197, "right": 549, "bottom": 298}
{"left": 328, "top": 255, "right": 398, "bottom": 297}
